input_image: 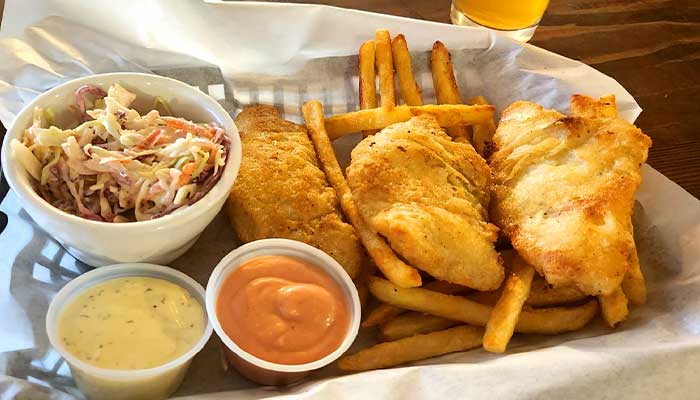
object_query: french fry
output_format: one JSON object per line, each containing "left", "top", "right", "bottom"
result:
{"left": 469, "top": 278, "right": 589, "bottom": 308}
{"left": 302, "top": 101, "right": 421, "bottom": 287}
{"left": 464, "top": 249, "right": 516, "bottom": 306}
{"left": 466, "top": 289, "right": 502, "bottom": 305}
{"left": 325, "top": 104, "right": 495, "bottom": 140}
{"left": 375, "top": 29, "right": 396, "bottom": 109}
{"left": 338, "top": 325, "right": 483, "bottom": 372}
{"left": 391, "top": 34, "right": 422, "bottom": 106}
{"left": 359, "top": 40, "right": 378, "bottom": 136}
{"left": 622, "top": 247, "right": 647, "bottom": 305}
{"left": 598, "top": 285, "right": 628, "bottom": 327}
{"left": 356, "top": 280, "right": 369, "bottom": 310}
{"left": 379, "top": 312, "right": 460, "bottom": 341}
{"left": 368, "top": 275, "right": 492, "bottom": 327}
{"left": 515, "top": 302, "right": 599, "bottom": 334}
{"left": 369, "top": 276, "right": 599, "bottom": 334}
{"left": 469, "top": 95, "right": 497, "bottom": 158}
{"left": 359, "top": 40, "right": 378, "bottom": 110}
{"left": 355, "top": 260, "right": 377, "bottom": 310}
{"left": 430, "top": 41, "right": 461, "bottom": 105}
{"left": 363, "top": 280, "right": 470, "bottom": 327}
{"left": 424, "top": 280, "right": 470, "bottom": 294}
{"left": 431, "top": 41, "right": 470, "bottom": 142}
{"left": 483, "top": 257, "right": 536, "bottom": 353}
{"left": 527, "top": 278, "right": 589, "bottom": 307}
{"left": 362, "top": 304, "right": 404, "bottom": 328}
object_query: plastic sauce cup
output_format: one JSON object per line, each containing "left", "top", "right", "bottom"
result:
{"left": 206, "top": 239, "right": 361, "bottom": 386}
{"left": 46, "top": 263, "right": 213, "bottom": 400}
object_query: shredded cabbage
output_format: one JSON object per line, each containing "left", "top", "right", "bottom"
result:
{"left": 34, "top": 126, "right": 76, "bottom": 146}
{"left": 11, "top": 139, "right": 42, "bottom": 180}
{"left": 15, "top": 83, "right": 229, "bottom": 222}
{"left": 153, "top": 96, "right": 172, "bottom": 116}
{"left": 40, "top": 148, "right": 61, "bottom": 185}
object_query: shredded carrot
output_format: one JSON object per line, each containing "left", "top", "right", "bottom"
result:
{"left": 163, "top": 117, "right": 213, "bottom": 138}
{"left": 144, "top": 128, "right": 162, "bottom": 148}
{"left": 179, "top": 162, "right": 197, "bottom": 185}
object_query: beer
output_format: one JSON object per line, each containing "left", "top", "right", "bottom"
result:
{"left": 451, "top": 0, "right": 549, "bottom": 42}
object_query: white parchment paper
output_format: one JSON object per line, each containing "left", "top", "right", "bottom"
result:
{"left": 0, "top": 1, "right": 698, "bottom": 399}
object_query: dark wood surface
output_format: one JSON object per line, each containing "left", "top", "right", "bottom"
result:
{"left": 1, "top": 0, "right": 698, "bottom": 198}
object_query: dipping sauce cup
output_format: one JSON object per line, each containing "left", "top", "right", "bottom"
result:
{"left": 46, "top": 264, "right": 213, "bottom": 400}
{"left": 206, "top": 239, "right": 361, "bottom": 386}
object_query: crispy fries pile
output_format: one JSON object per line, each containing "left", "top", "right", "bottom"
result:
{"left": 301, "top": 29, "right": 641, "bottom": 373}
{"left": 324, "top": 29, "right": 496, "bottom": 148}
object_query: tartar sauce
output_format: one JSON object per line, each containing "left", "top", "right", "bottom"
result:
{"left": 57, "top": 277, "right": 205, "bottom": 370}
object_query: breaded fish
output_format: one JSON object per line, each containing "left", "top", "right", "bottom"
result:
{"left": 346, "top": 115, "right": 503, "bottom": 291}
{"left": 226, "top": 105, "right": 363, "bottom": 278}
{"left": 490, "top": 95, "right": 651, "bottom": 296}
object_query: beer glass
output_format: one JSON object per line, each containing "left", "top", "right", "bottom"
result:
{"left": 451, "top": 0, "right": 549, "bottom": 42}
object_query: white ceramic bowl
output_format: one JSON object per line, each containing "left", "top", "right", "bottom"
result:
{"left": 206, "top": 239, "right": 361, "bottom": 386}
{"left": 46, "top": 263, "right": 213, "bottom": 400}
{"left": 0, "top": 73, "right": 241, "bottom": 266}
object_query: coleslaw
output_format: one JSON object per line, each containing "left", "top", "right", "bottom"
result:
{"left": 11, "top": 83, "right": 229, "bottom": 222}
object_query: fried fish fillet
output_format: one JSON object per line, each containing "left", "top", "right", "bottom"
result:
{"left": 226, "top": 105, "right": 363, "bottom": 278}
{"left": 346, "top": 115, "right": 503, "bottom": 291}
{"left": 490, "top": 95, "right": 651, "bottom": 296}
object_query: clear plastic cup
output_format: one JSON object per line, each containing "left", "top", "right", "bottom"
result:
{"left": 206, "top": 239, "right": 361, "bottom": 386}
{"left": 46, "top": 263, "right": 213, "bottom": 400}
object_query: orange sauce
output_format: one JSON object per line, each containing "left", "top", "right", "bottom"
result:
{"left": 216, "top": 255, "right": 349, "bottom": 365}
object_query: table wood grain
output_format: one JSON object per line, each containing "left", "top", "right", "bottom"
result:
{"left": 1, "top": 0, "right": 698, "bottom": 198}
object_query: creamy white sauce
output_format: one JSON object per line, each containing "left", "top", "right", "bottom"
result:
{"left": 57, "top": 277, "right": 205, "bottom": 370}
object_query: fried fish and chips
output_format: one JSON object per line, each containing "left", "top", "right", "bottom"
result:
{"left": 338, "top": 325, "right": 483, "bottom": 372}
{"left": 227, "top": 105, "right": 363, "bottom": 278}
{"left": 346, "top": 115, "right": 503, "bottom": 290}
{"left": 302, "top": 101, "right": 422, "bottom": 288}
{"left": 490, "top": 95, "right": 651, "bottom": 298}
{"left": 289, "top": 30, "right": 651, "bottom": 373}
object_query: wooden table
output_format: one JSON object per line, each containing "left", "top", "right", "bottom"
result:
{"left": 1, "top": 0, "right": 698, "bottom": 198}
